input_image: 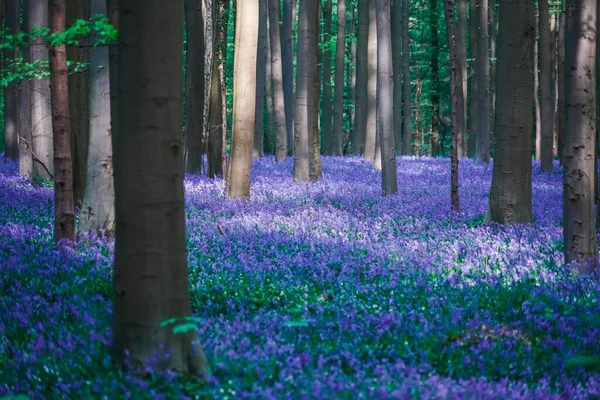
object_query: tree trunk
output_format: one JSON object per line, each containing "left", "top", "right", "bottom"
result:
{"left": 253, "top": 0, "right": 268, "bottom": 159}
{"left": 444, "top": 0, "right": 462, "bottom": 211}
{"left": 376, "top": 0, "right": 398, "bottom": 195}
{"left": 227, "top": 0, "right": 259, "bottom": 198}
{"left": 30, "top": 0, "right": 54, "bottom": 182}
{"left": 430, "top": 0, "right": 440, "bottom": 156}
{"left": 67, "top": 0, "right": 90, "bottom": 206}
{"left": 347, "top": 4, "right": 357, "bottom": 152}
{"left": 551, "top": 10, "right": 558, "bottom": 158}
{"left": 184, "top": 0, "right": 205, "bottom": 174}
{"left": 475, "top": 0, "right": 489, "bottom": 163}
{"left": 332, "top": 0, "right": 347, "bottom": 156}
{"left": 281, "top": 0, "right": 295, "bottom": 155}
{"left": 534, "top": 9, "right": 541, "bottom": 161}
{"left": 321, "top": 0, "right": 333, "bottom": 155}
{"left": 18, "top": 0, "right": 33, "bottom": 178}
{"left": 468, "top": 0, "right": 477, "bottom": 157}
{"left": 112, "top": 0, "right": 209, "bottom": 377}
{"left": 485, "top": 0, "right": 534, "bottom": 224}
{"left": 401, "top": 0, "right": 411, "bottom": 155}
{"left": 268, "top": 0, "right": 288, "bottom": 161}
{"left": 264, "top": 21, "right": 276, "bottom": 155}
{"left": 563, "top": 0, "right": 597, "bottom": 266}
{"left": 49, "top": 0, "right": 75, "bottom": 244}
{"left": 391, "top": 0, "right": 403, "bottom": 155}
{"left": 557, "top": 0, "right": 566, "bottom": 164}
{"left": 364, "top": 0, "right": 377, "bottom": 162}
{"left": 79, "top": 0, "right": 115, "bottom": 236}
{"left": 488, "top": 0, "right": 495, "bottom": 145}
{"left": 457, "top": 0, "right": 467, "bottom": 157}
{"left": 310, "top": 0, "right": 321, "bottom": 180}
{"left": 3, "top": 0, "right": 19, "bottom": 160}
{"left": 538, "top": 0, "right": 553, "bottom": 172}
{"left": 353, "top": 0, "right": 368, "bottom": 154}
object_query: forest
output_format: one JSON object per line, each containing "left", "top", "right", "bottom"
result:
{"left": 0, "top": 0, "right": 599, "bottom": 398}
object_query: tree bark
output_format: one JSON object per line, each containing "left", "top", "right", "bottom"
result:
{"left": 457, "top": 0, "right": 467, "bottom": 157}
{"left": 376, "top": 0, "right": 398, "bottom": 195}
{"left": 49, "top": 0, "right": 75, "bottom": 244}
{"left": 253, "top": 0, "right": 267, "bottom": 159}
{"left": 353, "top": 0, "right": 368, "bottom": 154}
{"left": 475, "top": 0, "right": 490, "bottom": 163}
{"left": 485, "top": 0, "right": 534, "bottom": 224}
{"left": 538, "top": 0, "right": 554, "bottom": 172}
{"left": 488, "top": 0, "right": 496, "bottom": 145}
{"left": 321, "top": 0, "right": 333, "bottom": 155}
{"left": 281, "top": 0, "right": 295, "bottom": 155}
{"left": 444, "top": 0, "right": 462, "bottom": 211}
{"left": 563, "top": 0, "right": 597, "bottom": 266}
{"left": 430, "top": 0, "right": 440, "bottom": 156}
{"left": 112, "top": 0, "right": 209, "bottom": 377}
{"left": 557, "top": 0, "right": 566, "bottom": 164}
{"left": 227, "top": 0, "right": 259, "bottom": 198}
{"left": 268, "top": 0, "right": 288, "bottom": 161}
{"left": 467, "top": 0, "right": 477, "bottom": 157}
{"left": 534, "top": 8, "right": 541, "bottom": 161}
{"left": 18, "top": 0, "right": 33, "bottom": 178}
{"left": 332, "top": 0, "right": 347, "bottom": 155}
{"left": 364, "top": 0, "right": 377, "bottom": 162}
{"left": 401, "top": 0, "right": 411, "bottom": 155}
{"left": 184, "top": 0, "right": 205, "bottom": 174}
{"left": 391, "top": 0, "right": 403, "bottom": 155}
{"left": 347, "top": 3, "right": 357, "bottom": 152}
{"left": 79, "top": 0, "right": 115, "bottom": 236}
{"left": 310, "top": 0, "right": 321, "bottom": 180}
{"left": 3, "top": 0, "right": 19, "bottom": 160}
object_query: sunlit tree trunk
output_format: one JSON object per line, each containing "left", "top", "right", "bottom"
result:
{"left": 18, "top": 0, "right": 33, "bottom": 178}
{"left": 430, "top": 0, "right": 440, "bottom": 156}
{"left": 321, "top": 0, "right": 333, "bottom": 154}
{"left": 563, "top": 0, "right": 597, "bottom": 266}
{"left": 3, "top": 0, "right": 19, "bottom": 160}
{"left": 353, "top": 0, "right": 368, "bottom": 154}
{"left": 332, "top": 0, "right": 346, "bottom": 155}
{"left": 475, "top": 0, "right": 490, "bottom": 163}
{"left": 376, "top": 0, "right": 398, "bottom": 195}
{"left": 401, "top": 0, "right": 411, "bottom": 154}
{"left": 539, "top": 0, "right": 554, "bottom": 172}
{"left": 79, "top": 0, "right": 114, "bottom": 236}
{"left": 364, "top": 0, "right": 377, "bottom": 162}
{"left": 268, "top": 0, "right": 288, "bottom": 161}
{"left": 485, "top": 0, "right": 534, "bottom": 224}
{"left": 112, "top": 0, "right": 209, "bottom": 377}
{"left": 281, "top": 0, "right": 295, "bottom": 155}
{"left": 253, "top": 0, "right": 267, "bottom": 159}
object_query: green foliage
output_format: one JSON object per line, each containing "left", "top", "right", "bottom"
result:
{"left": 159, "top": 316, "right": 207, "bottom": 335}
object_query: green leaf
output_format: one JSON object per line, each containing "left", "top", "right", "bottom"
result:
{"left": 283, "top": 319, "right": 309, "bottom": 328}
{"left": 173, "top": 323, "right": 197, "bottom": 335}
{"left": 159, "top": 317, "right": 178, "bottom": 327}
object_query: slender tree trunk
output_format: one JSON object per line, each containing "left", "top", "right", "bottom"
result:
{"left": 444, "top": 0, "right": 462, "bottom": 211}
{"left": 348, "top": 4, "right": 357, "bottom": 151}
{"left": 376, "top": 0, "right": 398, "bottom": 195}
{"left": 112, "top": 0, "right": 209, "bottom": 377}
{"left": 79, "top": 0, "right": 114, "bottom": 236}
{"left": 310, "top": 0, "right": 321, "bottom": 180}
{"left": 253, "top": 0, "right": 268, "bottom": 159}
{"left": 218, "top": 1, "right": 229, "bottom": 178}
{"left": 551, "top": 10, "right": 558, "bottom": 157}
{"left": 353, "top": 0, "right": 368, "bottom": 154}
{"left": 67, "top": 0, "right": 90, "bottom": 206}
{"left": 321, "top": 0, "right": 333, "bottom": 155}
{"left": 534, "top": 9, "right": 541, "bottom": 161}
{"left": 430, "top": 0, "right": 440, "bottom": 156}
{"left": 3, "top": 0, "right": 19, "bottom": 160}
{"left": 468, "top": 0, "right": 477, "bottom": 157}
{"left": 18, "top": 0, "right": 33, "bottom": 178}
{"left": 485, "top": 0, "right": 534, "bottom": 224}
{"left": 227, "top": 0, "right": 259, "bottom": 198}
{"left": 332, "top": 0, "right": 347, "bottom": 155}
{"left": 391, "top": 0, "right": 403, "bottom": 155}
{"left": 30, "top": 0, "right": 54, "bottom": 182}
{"left": 488, "top": 0, "right": 496, "bottom": 145}
{"left": 282, "top": 0, "right": 295, "bottom": 155}
{"left": 268, "top": 0, "right": 288, "bottom": 161}
{"left": 563, "top": 0, "right": 597, "bottom": 266}
{"left": 401, "top": 0, "right": 411, "bottom": 155}
{"left": 49, "top": 0, "right": 75, "bottom": 244}
{"left": 364, "top": 0, "right": 378, "bottom": 162}
{"left": 539, "top": 0, "right": 554, "bottom": 172}
{"left": 475, "top": 0, "right": 489, "bottom": 163}
{"left": 457, "top": 0, "right": 467, "bottom": 157}
{"left": 557, "top": 1, "right": 566, "bottom": 164}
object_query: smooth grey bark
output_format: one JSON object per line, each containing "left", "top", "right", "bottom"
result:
{"left": 391, "top": 0, "right": 403, "bottom": 155}
{"left": 79, "top": 0, "right": 115, "bottom": 236}
{"left": 310, "top": 0, "right": 321, "bottom": 180}
{"left": 539, "top": 0, "right": 554, "bottom": 172}
{"left": 347, "top": 3, "right": 357, "bottom": 151}
{"left": 488, "top": 0, "right": 496, "bottom": 144}
{"left": 3, "top": 0, "right": 19, "bottom": 160}
{"left": 18, "top": 0, "right": 33, "bottom": 178}
{"left": 534, "top": 8, "right": 541, "bottom": 161}
{"left": 281, "top": 0, "right": 295, "bottom": 154}
{"left": 321, "top": 0, "right": 333, "bottom": 154}
{"left": 353, "top": 0, "right": 368, "bottom": 154}
{"left": 364, "top": 0, "right": 377, "bottom": 162}
{"left": 429, "top": 0, "right": 440, "bottom": 156}
{"left": 184, "top": 0, "right": 205, "bottom": 174}
{"left": 468, "top": 0, "right": 477, "bottom": 157}
{"left": 563, "top": 0, "right": 597, "bottom": 266}
{"left": 401, "top": 0, "right": 411, "bottom": 154}
{"left": 475, "top": 0, "right": 490, "bottom": 163}
{"left": 485, "top": 0, "right": 534, "bottom": 224}
{"left": 268, "top": 0, "right": 288, "bottom": 161}
{"left": 332, "top": 0, "right": 347, "bottom": 155}
{"left": 557, "top": 0, "right": 566, "bottom": 162}
{"left": 227, "top": 0, "right": 259, "bottom": 198}
{"left": 30, "top": 0, "right": 54, "bottom": 182}
{"left": 457, "top": 0, "right": 467, "bottom": 157}
{"left": 376, "top": 0, "right": 398, "bottom": 195}
{"left": 112, "top": 0, "right": 209, "bottom": 376}
{"left": 264, "top": 19, "right": 276, "bottom": 154}
{"left": 253, "top": 0, "right": 267, "bottom": 159}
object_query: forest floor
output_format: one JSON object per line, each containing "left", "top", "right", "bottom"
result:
{"left": 1, "top": 155, "right": 599, "bottom": 399}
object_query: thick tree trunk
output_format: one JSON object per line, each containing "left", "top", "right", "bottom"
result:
{"left": 391, "top": 0, "right": 403, "bottom": 155}
{"left": 67, "top": 0, "right": 90, "bottom": 206}
{"left": 253, "top": 0, "right": 267, "bottom": 159}
{"left": 264, "top": 22, "right": 276, "bottom": 155}
{"left": 282, "top": 0, "right": 295, "bottom": 155}
{"left": 353, "top": 0, "right": 368, "bottom": 154}
{"left": 321, "top": 0, "right": 333, "bottom": 155}
{"left": 79, "top": 0, "right": 115, "bottom": 236}
{"left": 485, "top": 0, "right": 534, "bottom": 224}
{"left": 3, "top": 0, "right": 19, "bottom": 160}
{"left": 49, "top": 0, "right": 75, "bottom": 244}
{"left": 430, "top": 0, "right": 440, "bottom": 156}
{"left": 534, "top": 9, "right": 541, "bottom": 161}
{"left": 184, "top": 0, "right": 205, "bottom": 174}
{"left": 332, "top": 0, "right": 347, "bottom": 155}
{"left": 539, "top": 0, "right": 554, "bottom": 172}
{"left": 563, "top": 0, "right": 597, "bottom": 266}
{"left": 364, "top": 0, "right": 378, "bottom": 162}
{"left": 401, "top": 0, "right": 411, "bottom": 155}
{"left": 557, "top": 0, "right": 566, "bottom": 164}
{"left": 376, "top": 0, "right": 398, "bottom": 195}
{"left": 475, "top": 0, "right": 490, "bottom": 163}
{"left": 227, "top": 0, "right": 259, "bottom": 198}
{"left": 468, "top": 0, "right": 477, "bottom": 157}
{"left": 444, "top": 0, "right": 462, "bottom": 211}
{"left": 30, "top": 0, "right": 54, "bottom": 182}
{"left": 310, "top": 1, "right": 321, "bottom": 180}
{"left": 112, "top": 0, "right": 209, "bottom": 377}
{"left": 488, "top": 0, "right": 496, "bottom": 145}
{"left": 457, "top": 0, "right": 467, "bottom": 157}
{"left": 268, "top": 0, "right": 288, "bottom": 161}
{"left": 18, "top": 0, "right": 33, "bottom": 178}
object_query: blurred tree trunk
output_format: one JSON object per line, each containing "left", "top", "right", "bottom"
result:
{"left": 557, "top": 0, "right": 566, "bottom": 164}
{"left": 485, "top": 0, "right": 534, "bottom": 224}
{"left": 353, "top": 0, "right": 368, "bottom": 154}
{"left": 253, "top": 0, "right": 267, "bottom": 159}
{"left": 18, "top": 0, "right": 33, "bottom": 178}
{"left": 475, "top": 0, "right": 490, "bottom": 163}
{"left": 467, "top": 0, "right": 477, "bottom": 157}
{"left": 3, "top": 0, "right": 19, "bottom": 160}
{"left": 347, "top": 3, "right": 357, "bottom": 152}
{"left": 457, "top": 0, "right": 467, "bottom": 157}
{"left": 488, "top": 0, "right": 496, "bottom": 145}
{"left": 268, "top": 0, "right": 288, "bottom": 161}
{"left": 563, "top": 0, "right": 597, "bottom": 266}
{"left": 364, "top": 0, "right": 377, "bottom": 162}
{"left": 401, "top": 0, "right": 411, "bottom": 154}
{"left": 539, "top": 0, "right": 553, "bottom": 172}
{"left": 310, "top": 0, "right": 321, "bottom": 180}
{"left": 391, "top": 0, "right": 402, "bottom": 154}
{"left": 429, "top": 0, "right": 440, "bottom": 156}
{"left": 281, "top": 0, "right": 295, "bottom": 155}
{"left": 332, "top": 0, "right": 346, "bottom": 155}
{"left": 321, "top": 0, "right": 333, "bottom": 155}
{"left": 534, "top": 8, "right": 541, "bottom": 161}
